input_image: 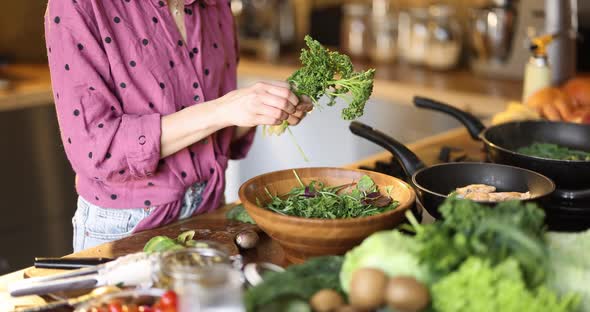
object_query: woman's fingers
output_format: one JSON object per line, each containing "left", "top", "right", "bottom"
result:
{"left": 255, "top": 103, "right": 289, "bottom": 121}
{"left": 257, "top": 90, "right": 296, "bottom": 114}
{"left": 287, "top": 112, "right": 306, "bottom": 126}
{"left": 253, "top": 81, "right": 299, "bottom": 107}
{"left": 296, "top": 95, "right": 314, "bottom": 112}
{"left": 256, "top": 114, "right": 283, "bottom": 126}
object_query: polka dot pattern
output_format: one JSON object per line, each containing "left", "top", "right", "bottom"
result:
{"left": 45, "top": 0, "right": 248, "bottom": 229}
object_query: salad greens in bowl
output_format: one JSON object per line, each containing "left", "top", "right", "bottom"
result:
{"left": 238, "top": 167, "right": 416, "bottom": 263}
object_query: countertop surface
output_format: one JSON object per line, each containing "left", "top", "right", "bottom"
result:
{"left": 0, "top": 57, "right": 521, "bottom": 116}
{"left": 0, "top": 127, "right": 482, "bottom": 311}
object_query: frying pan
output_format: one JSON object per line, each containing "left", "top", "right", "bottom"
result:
{"left": 413, "top": 96, "right": 590, "bottom": 199}
{"left": 350, "top": 121, "right": 556, "bottom": 219}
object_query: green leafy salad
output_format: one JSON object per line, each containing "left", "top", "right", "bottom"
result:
{"left": 246, "top": 196, "right": 588, "bottom": 312}
{"left": 261, "top": 171, "right": 399, "bottom": 219}
{"left": 518, "top": 142, "right": 590, "bottom": 161}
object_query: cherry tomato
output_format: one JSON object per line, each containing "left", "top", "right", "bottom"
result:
{"left": 159, "top": 291, "right": 178, "bottom": 308}
{"left": 138, "top": 305, "right": 153, "bottom": 312}
{"left": 108, "top": 302, "right": 123, "bottom": 312}
{"left": 123, "top": 304, "right": 139, "bottom": 312}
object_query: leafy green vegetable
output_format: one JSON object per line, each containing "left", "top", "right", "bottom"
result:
{"left": 264, "top": 171, "right": 399, "bottom": 219}
{"left": 431, "top": 257, "right": 580, "bottom": 312}
{"left": 546, "top": 230, "right": 590, "bottom": 311}
{"left": 288, "top": 35, "right": 375, "bottom": 120}
{"left": 244, "top": 256, "right": 344, "bottom": 312}
{"left": 143, "top": 230, "right": 201, "bottom": 253}
{"left": 226, "top": 204, "right": 256, "bottom": 224}
{"left": 340, "top": 230, "right": 433, "bottom": 293}
{"left": 408, "top": 196, "right": 548, "bottom": 288}
{"left": 264, "top": 35, "right": 375, "bottom": 137}
{"left": 518, "top": 142, "right": 590, "bottom": 161}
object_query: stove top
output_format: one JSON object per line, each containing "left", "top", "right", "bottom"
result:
{"left": 359, "top": 146, "right": 590, "bottom": 231}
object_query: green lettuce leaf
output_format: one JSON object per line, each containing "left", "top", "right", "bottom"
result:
{"left": 339, "top": 230, "right": 433, "bottom": 293}
{"left": 546, "top": 230, "right": 590, "bottom": 311}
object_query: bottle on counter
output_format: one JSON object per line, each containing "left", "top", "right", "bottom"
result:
{"left": 522, "top": 34, "right": 555, "bottom": 103}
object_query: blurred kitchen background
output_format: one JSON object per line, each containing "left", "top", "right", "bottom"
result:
{"left": 0, "top": 0, "right": 589, "bottom": 274}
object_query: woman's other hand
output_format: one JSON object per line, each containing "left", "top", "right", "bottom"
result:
{"left": 287, "top": 95, "right": 314, "bottom": 126}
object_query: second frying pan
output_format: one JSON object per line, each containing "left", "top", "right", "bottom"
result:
{"left": 350, "top": 121, "right": 555, "bottom": 219}
{"left": 414, "top": 96, "right": 590, "bottom": 198}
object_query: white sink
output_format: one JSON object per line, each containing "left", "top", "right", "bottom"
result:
{"left": 224, "top": 77, "right": 461, "bottom": 202}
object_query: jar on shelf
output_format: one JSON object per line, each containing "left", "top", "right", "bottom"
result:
{"left": 398, "top": 8, "right": 429, "bottom": 65}
{"left": 155, "top": 244, "right": 245, "bottom": 312}
{"left": 369, "top": 14, "right": 398, "bottom": 64}
{"left": 341, "top": 3, "right": 370, "bottom": 59}
{"left": 424, "top": 4, "right": 462, "bottom": 70}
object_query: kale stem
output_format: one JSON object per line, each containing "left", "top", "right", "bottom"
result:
{"left": 292, "top": 169, "right": 305, "bottom": 188}
{"left": 264, "top": 187, "right": 274, "bottom": 199}
{"left": 287, "top": 127, "right": 309, "bottom": 162}
{"left": 405, "top": 209, "right": 423, "bottom": 234}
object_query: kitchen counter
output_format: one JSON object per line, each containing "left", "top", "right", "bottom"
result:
{"left": 0, "top": 127, "right": 481, "bottom": 311}
{"left": 0, "top": 57, "right": 521, "bottom": 115}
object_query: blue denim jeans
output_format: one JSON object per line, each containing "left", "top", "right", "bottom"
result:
{"left": 72, "top": 182, "right": 206, "bottom": 252}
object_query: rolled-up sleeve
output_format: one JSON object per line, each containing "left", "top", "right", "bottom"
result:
{"left": 45, "top": 1, "right": 161, "bottom": 182}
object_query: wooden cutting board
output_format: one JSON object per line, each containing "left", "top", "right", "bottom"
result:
{"left": 25, "top": 212, "right": 262, "bottom": 276}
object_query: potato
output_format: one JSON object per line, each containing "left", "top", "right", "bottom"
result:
{"left": 349, "top": 268, "right": 388, "bottom": 310}
{"left": 310, "top": 289, "right": 344, "bottom": 312}
{"left": 385, "top": 276, "right": 430, "bottom": 312}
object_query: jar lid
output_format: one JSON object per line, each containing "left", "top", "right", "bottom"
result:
{"left": 159, "top": 245, "right": 232, "bottom": 278}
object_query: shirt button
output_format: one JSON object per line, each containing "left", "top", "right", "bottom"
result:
{"left": 138, "top": 135, "right": 147, "bottom": 145}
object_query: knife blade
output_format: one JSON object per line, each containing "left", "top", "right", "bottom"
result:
{"left": 34, "top": 257, "right": 113, "bottom": 269}
{"left": 9, "top": 274, "right": 99, "bottom": 297}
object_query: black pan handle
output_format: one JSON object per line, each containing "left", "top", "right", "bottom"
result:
{"left": 553, "top": 188, "right": 590, "bottom": 200}
{"left": 413, "top": 96, "right": 486, "bottom": 141}
{"left": 350, "top": 121, "right": 426, "bottom": 178}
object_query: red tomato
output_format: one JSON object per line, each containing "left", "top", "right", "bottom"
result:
{"left": 159, "top": 291, "right": 178, "bottom": 308}
{"left": 138, "top": 306, "right": 153, "bottom": 312}
{"left": 108, "top": 302, "right": 123, "bottom": 312}
{"left": 123, "top": 304, "right": 139, "bottom": 312}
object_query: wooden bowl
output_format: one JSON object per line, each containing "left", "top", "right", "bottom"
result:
{"left": 238, "top": 167, "right": 416, "bottom": 263}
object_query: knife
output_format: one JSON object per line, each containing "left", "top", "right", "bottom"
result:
{"left": 34, "top": 257, "right": 114, "bottom": 270}
{"left": 10, "top": 252, "right": 157, "bottom": 297}
{"left": 9, "top": 274, "right": 99, "bottom": 297}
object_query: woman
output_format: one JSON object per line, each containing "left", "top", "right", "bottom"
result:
{"left": 44, "top": 0, "right": 312, "bottom": 252}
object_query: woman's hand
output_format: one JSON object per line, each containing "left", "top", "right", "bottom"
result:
{"left": 286, "top": 95, "right": 314, "bottom": 126}
{"left": 217, "top": 81, "right": 311, "bottom": 127}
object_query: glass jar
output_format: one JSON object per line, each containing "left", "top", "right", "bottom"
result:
{"left": 156, "top": 246, "right": 245, "bottom": 312}
{"left": 398, "top": 8, "right": 429, "bottom": 65}
{"left": 369, "top": 14, "right": 398, "bottom": 64}
{"left": 424, "top": 4, "right": 462, "bottom": 70}
{"left": 341, "top": 3, "right": 370, "bottom": 59}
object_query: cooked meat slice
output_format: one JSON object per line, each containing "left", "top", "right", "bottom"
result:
{"left": 488, "top": 192, "right": 532, "bottom": 201}
{"left": 464, "top": 192, "right": 491, "bottom": 201}
{"left": 455, "top": 184, "right": 497, "bottom": 196}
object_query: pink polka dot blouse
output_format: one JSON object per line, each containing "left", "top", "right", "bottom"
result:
{"left": 44, "top": 0, "right": 255, "bottom": 232}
